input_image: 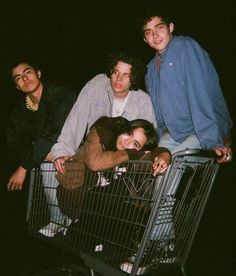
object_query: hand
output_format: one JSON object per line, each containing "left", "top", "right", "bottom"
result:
{"left": 7, "top": 166, "right": 27, "bottom": 191}
{"left": 214, "top": 146, "right": 232, "bottom": 163}
{"left": 53, "top": 156, "right": 70, "bottom": 174}
{"left": 45, "top": 152, "right": 54, "bottom": 161}
{"left": 152, "top": 152, "right": 171, "bottom": 176}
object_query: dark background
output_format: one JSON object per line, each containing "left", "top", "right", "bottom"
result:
{"left": 0, "top": 0, "right": 235, "bottom": 275}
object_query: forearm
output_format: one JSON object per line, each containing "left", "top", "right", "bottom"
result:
{"left": 20, "top": 139, "right": 53, "bottom": 170}
{"left": 83, "top": 144, "right": 129, "bottom": 171}
{"left": 83, "top": 129, "right": 145, "bottom": 171}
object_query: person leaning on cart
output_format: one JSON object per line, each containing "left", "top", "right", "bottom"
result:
{"left": 140, "top": 7, "right": 233, "bottom": 160}
{"left": 6, "top": 59, "right": 77, "bottom": 233}
{"left": 120, "top": 6, "right": 233, "bottom": 275}
{"left": 52, "top": 51, "right": 157, "bottom": 175}
{"left": 54, "top": 116, "right": 172, "bottom": 220}
{"left": 47, "top": 51, "right": 158, "bottom": 237}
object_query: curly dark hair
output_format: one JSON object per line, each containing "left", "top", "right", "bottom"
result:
{"left": 105, "top": 52, "right": 145, "bottom": 91}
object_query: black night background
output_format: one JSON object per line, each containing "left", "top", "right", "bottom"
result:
{"left": 0, "top": 0, "right": 235, "bottom": 275}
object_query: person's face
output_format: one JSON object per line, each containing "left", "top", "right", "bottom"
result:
{"left": 12, "top": 63, "right": 42, "bottom": 93}
{"left": 143, "top": 16, "right": 174, "bottom": 53}
{"left": 116, "top": 127, "right": 147, "bottom": 151}
{"left": 110, "top": 61, "right": 132, "bottom": 98}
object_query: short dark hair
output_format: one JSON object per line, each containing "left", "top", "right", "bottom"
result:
{"left": 6, "top": 58, "right": 40, "bottom": 81}
{"left": 105, "top": 52, "right": 145, "bottom": 91}
{"left": 129, "top": 119, "right": 158, "bottom": 150}
{"left": 137, "top": 6, "right": 173, "bottom": 37}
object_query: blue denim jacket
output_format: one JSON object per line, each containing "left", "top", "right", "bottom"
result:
{"left": 145, "top": 36, "right": 233, "bottom": 149}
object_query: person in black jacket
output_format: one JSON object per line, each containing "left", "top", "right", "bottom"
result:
{"left": 6, "top": 59, "right": 77, "bottom": 236}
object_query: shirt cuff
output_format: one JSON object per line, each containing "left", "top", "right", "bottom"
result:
{"left": 125, "top": 149, "right": 145, "bottom": 160}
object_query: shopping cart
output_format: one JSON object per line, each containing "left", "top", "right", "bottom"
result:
{"left": 27, "top": 149, "right": 219, "bottom": 276}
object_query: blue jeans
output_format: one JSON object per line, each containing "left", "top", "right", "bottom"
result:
{"left": 158, "top": 133, "right": 201, "bottom": 154}
{"left": 150, "top": 133, "right": 201, "bottom": 241}
{"left": 40, "top": 162, "right": 68, "bottom": 224}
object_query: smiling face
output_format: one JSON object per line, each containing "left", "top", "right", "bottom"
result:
{"left": 116, "top": 127, "right": 147, "bottom": 151}
{"left": 12, "top": 63, "right": 42, "bottom": 94}
{"left": 110, "top": 61, "right": 132, "bottom": 99}
{"left": 143, "top": 16, "right": 174, "bottom": 53}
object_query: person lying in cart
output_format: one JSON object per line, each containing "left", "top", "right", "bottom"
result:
{"left": 54, "top": 115, "right": 171, "bottom": 227}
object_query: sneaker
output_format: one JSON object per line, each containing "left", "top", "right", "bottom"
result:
{"left": 120, "top": 241, "right": 175, "bottom": 275}
{"left": 94, "top": 243, "right": 103, "bottom": 252}
{"left": 120, "top": 247, "right": 148, "bottom": 275}
{"left": 155, "top": 241, "right": 176, "bottom": 264}
{"left": 39, "top": 218, "right": 72, "bottom": 238}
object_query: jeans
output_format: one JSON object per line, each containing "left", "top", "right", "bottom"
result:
{"left": 158, "top": 133, "right": 201, "bottom": 154}
{"left": 40, "top": 162, "right": 68, "bottom": 224}
{"left": 150, "top": 133, "right": 201, "bottom": 241}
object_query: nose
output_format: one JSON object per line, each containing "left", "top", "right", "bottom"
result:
{"left": 116, "top": 73, "right": 123, "bottom": 81}
{"left": 152, "top": 29, "right": 159, "bottom": 38}
{"left": 123, "top": 137, "right": 133, "bottom": 148}
{"left": 22, "top": 73, "right": 28, "bottom": 81}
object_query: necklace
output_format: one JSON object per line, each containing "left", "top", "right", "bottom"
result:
{"left": 25, "top": 95, "right": 39, "bottom": 111}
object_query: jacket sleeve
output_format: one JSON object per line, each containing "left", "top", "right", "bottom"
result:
{"left": 21, "top": 86, "right": 76, "bottom": 170}
{"left": 126, "top": 91, "right": 158, "bottom": 131}
{"left": 7, "top": 109, "right": 32, "bottom": 164}
{"left": 137, "top": 93, "right": 158, "bottom": 130}
{"left": 184, "top": 38, "right": 233, "bottom": 148}
{"left": 83, "top": 128, "right": 145, "bottom": 171}
{"left": 51, "top": 82, "right": 92, "bottom": 159}
{"left": 138, "top": 147, "right": 172, "bottom": 162}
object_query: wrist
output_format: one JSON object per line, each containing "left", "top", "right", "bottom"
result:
{"left": 19, "top": 166, "right": 27, "bottom": 173}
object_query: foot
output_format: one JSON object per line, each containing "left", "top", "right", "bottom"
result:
{"left": 120, "top": 241, "right": 176, "bottom": 275}
{"left": 120, "top": 246, "right": 148, "bottom": 275}
{"left": 94, "top": 243, "right": 103, "bottom": 252}
{"left": 38, "top": 218, "right": 72, "bottom": 238}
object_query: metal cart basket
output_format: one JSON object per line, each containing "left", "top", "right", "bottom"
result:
{"left": 27, "top": 149, "right": 219, "bottom": 275}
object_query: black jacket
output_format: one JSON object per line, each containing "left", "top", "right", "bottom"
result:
{"left": 7, "top": 82, "right": 77, "bottom": 170}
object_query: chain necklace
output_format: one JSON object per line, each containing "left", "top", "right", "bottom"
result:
{"left": 25, "top": 95, "right": 39, "bottom": 111}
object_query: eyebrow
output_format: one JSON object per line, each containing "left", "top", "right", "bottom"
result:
{"left": 135, "top": 139, "right": 142, "bottom": 149}
{"left": 143, "top": 22, "right": 166, "bottom": 32}
{"left": 13, "top": 67, "right": 33, "bottom": 80}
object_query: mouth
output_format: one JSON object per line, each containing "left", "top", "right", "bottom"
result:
{"left": 24, "top": 81, "right": 32, "bottom": 87}
{"left": 121, "top": 142, "right": 127, "bottom": 149}
{"left": 153, "top": 40, "right": 162, "bottom": 45}
{"left": 114, "top": 83, "right": 122, "bottom": 89}
{"left": 117, "top": 141, "right": 125, "bottom": 150}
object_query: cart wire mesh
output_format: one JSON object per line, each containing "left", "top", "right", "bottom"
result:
{"left": 27, "top": 149, "right": 219, "bottom": 276}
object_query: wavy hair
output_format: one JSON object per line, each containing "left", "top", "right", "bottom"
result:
{"left": 105, "top": 52, "right": 145, "bottom": 91}
{"left": 129, "top": 119, "right": 158, "bottom": 150}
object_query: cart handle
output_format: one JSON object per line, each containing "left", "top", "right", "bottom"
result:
{"left": 172, "top": 149, "right": 219, "bottom": 159}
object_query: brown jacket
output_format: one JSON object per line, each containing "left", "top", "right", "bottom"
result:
{"left": 56, "top": 117, "right": 170, "bottom": 190}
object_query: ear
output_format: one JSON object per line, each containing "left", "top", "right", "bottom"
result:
{"left": 143, "top": 37, "right": 147, "bottom": 43}
{"left": 37, "top": 70, "right": 41, "bottom": 79}
{"left": 169, "top": 23, "right": 174, "bottom": 33}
